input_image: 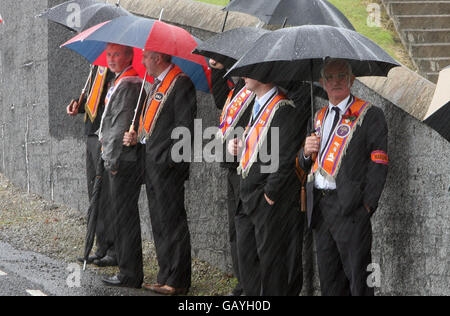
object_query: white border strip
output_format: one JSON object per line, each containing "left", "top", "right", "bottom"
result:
{"left": 26, "top": 290, "right": 47, "bottom": 296}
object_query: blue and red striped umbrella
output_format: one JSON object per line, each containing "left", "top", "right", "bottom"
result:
{"left": 61, "top": 15, "right": 211, "bottom": 93}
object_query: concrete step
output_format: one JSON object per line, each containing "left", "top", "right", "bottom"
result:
{"left": 403, "top": 29, "right": 450, "bottom": 43}
{"left": 409, "top": 43, "right": 450, "bottom": 57}
{"left": 388, "top": 1, "right": 450, "bottom": 15}
{"left": 414, "top": 57, "right": 450, "bottom": 71}
{"left": 396, "top": 15, "right": 450, "bottom": 29}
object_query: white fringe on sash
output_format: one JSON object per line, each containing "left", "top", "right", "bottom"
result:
{"left": 238, "top": 99, "right": 294, "bottom": 179}
{"left": 310, "top": 103, "right": 373, "bottom": 182}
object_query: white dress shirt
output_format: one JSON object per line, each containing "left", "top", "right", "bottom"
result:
{"left": 314, "top": 95, "right": 351, "bottom": 190}
{"left": 252, "top": 86, "right": 278, "bottom": 121}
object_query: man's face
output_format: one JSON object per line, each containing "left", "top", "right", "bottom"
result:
{"left": 106, "top": 44, "right": 132, "bottom": 74}
{"left": 243, "top": 77, "right": 260, "bottom": 92}
{"left": 320, "top": 62, "right": 355, "bottom": 103}
{"left": 142, "top": 51, "right": 159, "bottom": 77}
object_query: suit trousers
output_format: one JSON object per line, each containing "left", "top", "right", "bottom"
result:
{"left": 235, "top": 192, "right": 304, "bottom": 296}
{"left": 145, "top": 158, "right": 192, "bottom": 289}
{"left": 226, "top": 168, "right": 243, "bottom": 293}
{"left": 86, "top": 136, "right": 115, "bottom": 259}
{"left": 313, "top": 191, "right": 374, "bottom": 296}
{"left": 107, "top": 160, "right": 144, "bottom": 287}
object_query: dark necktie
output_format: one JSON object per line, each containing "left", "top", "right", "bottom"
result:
{"left": 323, "top": 106, "right": 340, "bottom": 152}
{"left": 149, "top": 79, "right": 161, "bottom": 98}
{"left": 330, "top": 106, "right": 340, "bottom": 135}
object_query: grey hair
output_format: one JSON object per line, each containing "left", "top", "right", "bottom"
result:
{"left": 320, "top": 58, "right": 353, "bottom": 79}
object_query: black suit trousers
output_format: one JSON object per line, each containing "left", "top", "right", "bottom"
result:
{"left": 226, "top": 168, "right": 243, "bottom": 292}
{"left": 313, "top": 191, "right": 374, "bottom": 296}
{"left": 107, "top": 160, "right": 144, "bottom": 287}
{"left": 145, "top": 158, "right": 192, "bottom": 289}
{"left": 235, "top": 190, "right": 304, "bottom": 296}
{"left": 86, "top": 136, "right": 115, "bottom": 258}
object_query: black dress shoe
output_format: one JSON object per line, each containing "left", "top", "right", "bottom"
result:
{"left": 77, "top": 254, "right": 102, "bottom": 264}
{"left": 229, "top": 286, "right": 244, "bottom": 296}
{"left": 102, "top": 275, "right": 124, "bottom": 287}
{"left": 102, "top": 275, "right": 141, "bottom": 289}
{"left": 93, "top": 255, "right": 118, "bottom": 267}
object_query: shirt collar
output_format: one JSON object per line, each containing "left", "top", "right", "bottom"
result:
{"left": 156, "top": 64, "right": 174, "bottom": 83}
{"left": 256, "top": 86, "right": 277, "bottom": 108}
{"left": 114, "top": 65, "right": 133, "bottom": 82}
{"left": 328, "top": 95, "right": 351, "bottom": 113}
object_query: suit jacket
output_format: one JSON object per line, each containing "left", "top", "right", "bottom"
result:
{"left": 143, "top": 74, "right": 197, "bottom": 175}
{"left": 100, "top": 80, "right": 144, "bottom": 173}
{"left": 298, "top": 97, "right": 388, "bottom": 227}
{"left": 240, "top": 97, "right": 305, "bottom": 218}
{"left": 211, "top": 68, "right": 253, "bottom": 170}
{"left": 77, "top": 66, "right": 115, "bottom": 136}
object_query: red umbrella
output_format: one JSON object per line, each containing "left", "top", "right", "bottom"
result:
{"left": 61, "top": 16, "right": 211, "bottom": 92}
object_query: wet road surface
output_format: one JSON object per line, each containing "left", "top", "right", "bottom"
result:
{"left": 0, "top": 240, "right": 156, "bottom": 296}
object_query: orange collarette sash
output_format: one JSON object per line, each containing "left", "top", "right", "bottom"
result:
{"left": 98, "top": 66, "right": 141, "bottom": 142}
{"left": 104, "top": 66, "right": 140, "bottom": 105}
{"left": 138, "top": 65, "right": 184, "bottom": 140}
{"left": 310, "top": 96, "right": 371, "bottom": 181}
{"left": 238, "top": 92, "right": 289, "bottom": 178}
{"left": 217, "top": 86, "right": 255, "bottom": 142}
{"left": 85, "top": 66, "right": 108, "bottom": 123}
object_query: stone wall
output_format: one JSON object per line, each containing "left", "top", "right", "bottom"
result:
{"left": 0, "top": 0, "right": 448, "bottom": 295}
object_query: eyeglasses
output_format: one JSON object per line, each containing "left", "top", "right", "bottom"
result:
{"left": 324, "top": 72, "right": 349, "bottom": 82}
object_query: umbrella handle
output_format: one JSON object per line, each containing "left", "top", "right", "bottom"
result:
{"left": 311, "top": 132, "right": 318, "bottom": 162}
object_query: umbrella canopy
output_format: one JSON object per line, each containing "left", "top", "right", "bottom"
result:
{"left": 224, "top": 0, "right": 355, "bottom": 29}
{"left": 192, "top": 27, "right": 270, "bottom": 70}
{"left": 61, "top": 16, "right": 211, "bottom": 92}
{"left": 424, "top": 66, "right": 450, "bottom": 142}
{"left": 227, "top": 25, "right": 400, "bottom": 84}
{"left": 37, "top": 0, "right": 131, "bottom": 33}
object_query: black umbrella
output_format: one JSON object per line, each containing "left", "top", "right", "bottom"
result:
{"left": 227, "top": 25, "right": 400, "bottom": 83}
{"left": 227, "top": 25, "right": 400, "bottom": 131}
{"left": 424, "top": 101, "right": 450, "bottom": 142}
{"left": 82, "top": 156, "right": 105, "bottom": 270}
{"left": 424, "top": 66, "right": 450, "bottom": 142}
{"left": 224, "top": 0, "right": 355, "bottom": 29}
{"left": 37, "top": 0, "right": 132, "bottom": 33}
{"left": 192, "top": 27, "right": 270, "bottom": 70}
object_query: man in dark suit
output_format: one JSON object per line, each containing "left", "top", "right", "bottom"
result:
{"left": 228, "top": 77, "right": 306, "bottom": 296}
{"left": 298, "top": 58, "right": 389, "bottom": 296}
{"left": 67, "top": 65, "right": 118, "bottom": 267}
{"left": 99, "top": 43, "right": 145, "bottom": 288}
{"left": 124, "top": 50, "right": 197, "bottom": 295}
{"left": 209, "top": 59, "right": 254, "bottom": 296}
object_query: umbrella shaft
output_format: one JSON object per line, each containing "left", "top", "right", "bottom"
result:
{"left": 131, "top": 72, "right": 148, "bottom": 127}
{"left": 82, "top": 65, "right": 95, "bottom": 94}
